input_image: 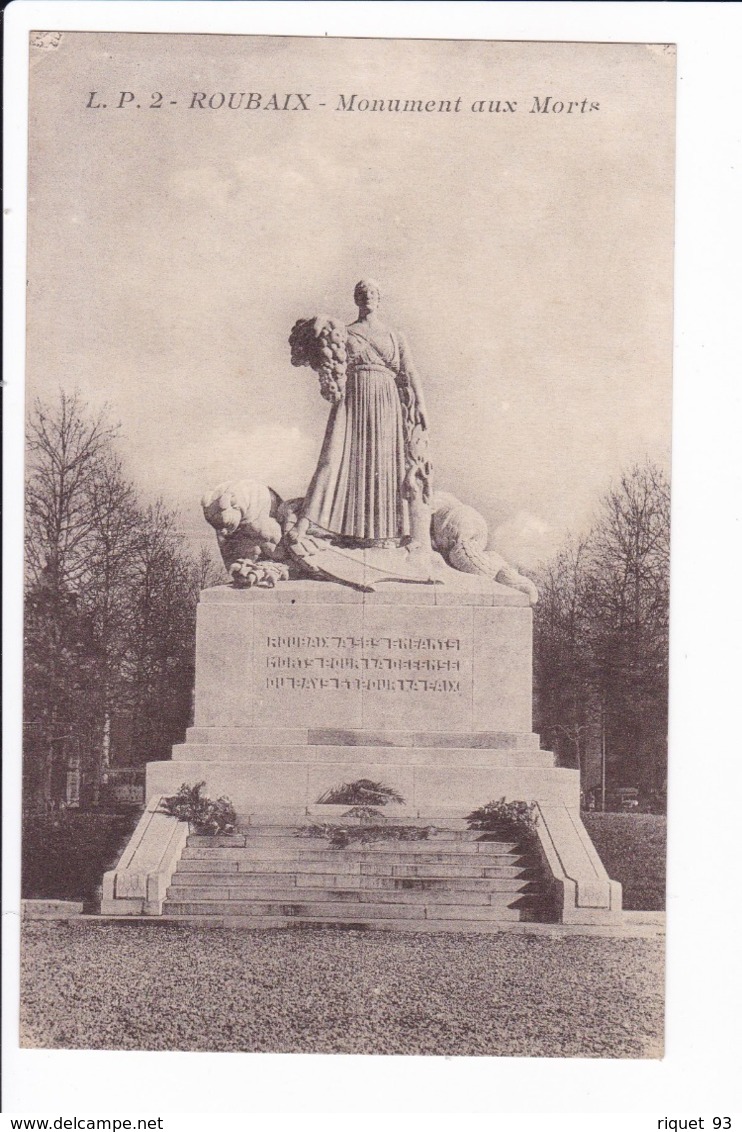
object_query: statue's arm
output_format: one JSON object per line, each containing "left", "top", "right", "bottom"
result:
{"left": 398, "top": 332, "right": 429, "bottom": 431}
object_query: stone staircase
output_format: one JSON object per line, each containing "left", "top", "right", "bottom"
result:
{"left": 162, "top": 821, "right": 555, "bottom": 930}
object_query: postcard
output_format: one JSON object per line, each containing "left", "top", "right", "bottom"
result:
{"left": 5, "top": 3, "right": 738, "bottom": 1120}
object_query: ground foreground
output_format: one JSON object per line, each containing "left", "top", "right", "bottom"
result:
{"left": 21, "top": 922, "right": 664, "bottom": 1058}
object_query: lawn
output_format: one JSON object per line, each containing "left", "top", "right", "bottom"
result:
{"left": 583, "top": 813, "right": 667, "bottom": 911}
{"left": 22, "top": 811, "right": 140, "bottom": 906}
{"left": 21, "top": 921, "right": 664, "bottom": 1058}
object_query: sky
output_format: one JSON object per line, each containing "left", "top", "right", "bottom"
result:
{"left": 25, "top": 33, "right": 675, "bottom": 568}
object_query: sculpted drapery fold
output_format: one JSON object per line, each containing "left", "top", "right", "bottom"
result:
{"left": 301, "top": 324, "right": 410, "bottom": 544}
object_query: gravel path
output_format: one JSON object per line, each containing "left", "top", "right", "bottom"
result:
{"left": 21, "top": 922, "right": 664, "bottom": 1058}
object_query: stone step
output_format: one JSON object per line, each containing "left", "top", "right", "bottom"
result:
{"left": 171, "top": 870, "right": 535, "bottom": 890}
{"left": 307, "top": 728, "right": 541, "bottom": 749}
{"left": 166, "top": 884, "right": 541, "bottom": 906}
{"left": 262, "top": 837, "right": 529, "bottom": 853}
{"left": 166, "top": 887, "right": 539, "bottom": 905}
{"left": 184, "top": 727, "right": 541, "bottom": 750}
{"left": 173, "top": 743, "right": 554, "bottom": 767}
{"left": 161, "top": 898, "right": 536, "bottom": 921}
{"left": 233, "top": 811, "right": 531, "bottom": 832}
{"left": 181, "top": 843, "right": 526, "bottom": 861}
{"left": 366, "top": 862, "right": 534, "bottom": 878}
{"left": 157, "top": 914, "right": 549, "bottom": 932}
{"left": 176, "top": 857, "right": 531, "bottom": 879}
{"left": 237, "top": 812, "right": 479, "bottom": 832}
{"left": 297, "top": 871, "right": 538, "bottom": 889}
{"left": 188, "top": 829, "right": 524, "bottom": 846}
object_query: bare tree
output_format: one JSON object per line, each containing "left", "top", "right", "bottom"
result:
{"left": 25, "top": 391, "right": 119, "bottom": 590}
{"left": 24, "top": 393, "right": 119, "bottom": 802}
{"left": 533, "top": 536, "right": 595, "bottom": 768}
{"left": 82, "top": 452, "right": 142, "bottom": 773}
{"left": 585, "top": 462, "right": 670, "bottom": 798}
{"left": 533, "top": 460, "right": 670, "bottom": 807}
{"left": 24, "top": 392, "right": 212, "bottom": 807}
{"left": 124, "top": 501, "right": 204, "bottom": 764}
{"left": 195, "top": 544, "right": 227, "bottom": 591}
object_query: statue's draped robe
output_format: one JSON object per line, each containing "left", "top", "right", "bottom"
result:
{"left": 302, "top": 326, "right": 410, "bottom": 543}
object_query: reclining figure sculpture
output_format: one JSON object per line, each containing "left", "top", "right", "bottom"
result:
{"left": 202, "top": 478, "right": 537, "bottom": 605}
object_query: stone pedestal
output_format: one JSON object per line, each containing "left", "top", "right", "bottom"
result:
{"left": 148, "top": 578, "right": 577, "bottom": 814}
{"left": 130, "top": 578, "right": 621, "bottom": 923}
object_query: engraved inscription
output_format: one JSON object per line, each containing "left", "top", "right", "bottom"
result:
{"left": 266, "top": 677, "right": 461, "bottom": 692}
{"left": 267, "top": 636, "right": 461, "bottom": 650}
{"left": 264, "top": 635, "right": 463, "bottom": 693}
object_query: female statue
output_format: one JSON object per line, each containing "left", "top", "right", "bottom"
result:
{"left": 288, "top": 280, "right": 432, "bottom": 551}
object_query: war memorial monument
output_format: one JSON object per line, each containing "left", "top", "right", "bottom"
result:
{"left": 102, "top": 280, "right": 621, "bottom": 927}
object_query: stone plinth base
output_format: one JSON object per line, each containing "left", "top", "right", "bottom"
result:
{"left": 146, "top": 752, "right": 579, "bottom": 816}
{"left": 122, "top": 579, "right": 622, "bottom": 924}
{"left": 150, "top": 578, "right": 557, "bottom": 814}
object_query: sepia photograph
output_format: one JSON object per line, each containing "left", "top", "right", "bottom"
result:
{"left": 13, "top": 27, "right": 677, "bottom": 1063}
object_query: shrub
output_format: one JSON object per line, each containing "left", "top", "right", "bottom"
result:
{"left": 315, "top": 779, "right": 404, "bottom": 806}
{"left": 340, "top": 805, "right": 386, "bottom": 825}
{"left": 160, "top": 782, "right": 236, "bottom": 835}
{"left": 466, "top": 798, "right": 538, "bottom": 838}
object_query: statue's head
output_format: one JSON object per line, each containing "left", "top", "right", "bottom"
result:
{"left": 202, "top": 491, "right": 242, "bottom": 538}
{"left": 354, "top": 278, "right": 382, "bottom": 312}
